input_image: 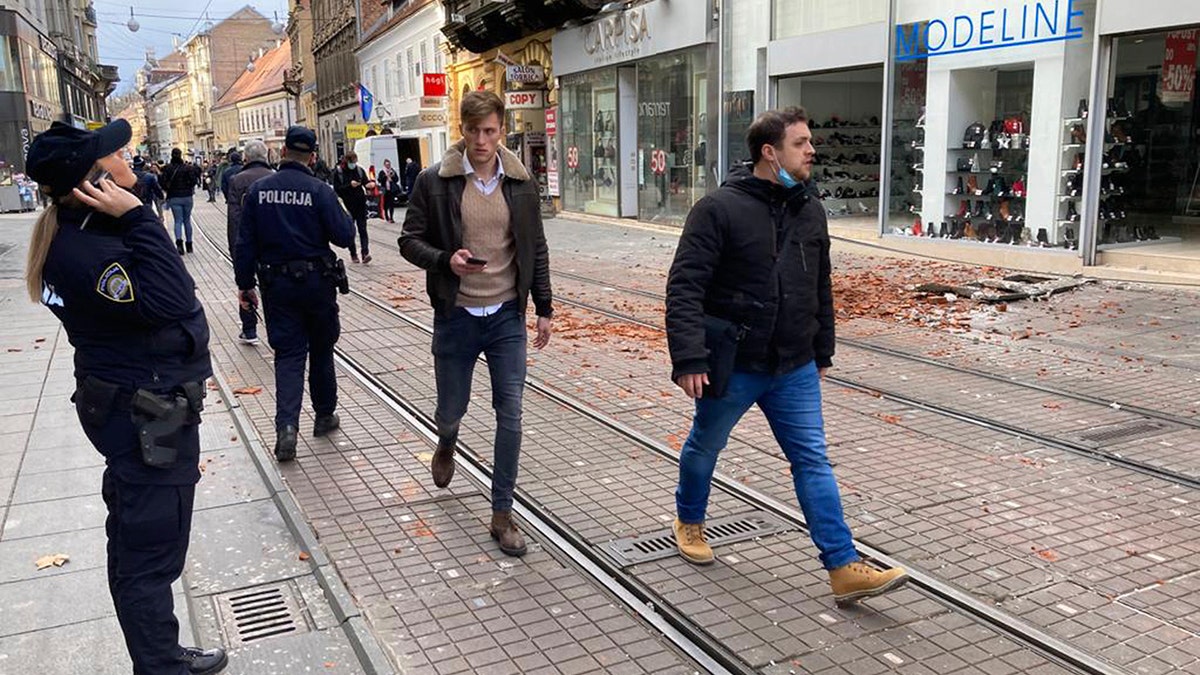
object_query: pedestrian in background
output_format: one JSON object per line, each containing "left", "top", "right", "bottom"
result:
{"left": 378, "top": 158, "right": 400, "bottom": 223}
{"left": 161, "top": 148, "right": 200, "bottom": 254}
{"left": 202, "top": 161, "right": 218, "bottom": 202}
{"left": 24, "top": 119, "right": 228, "bottom": 675}
{"left": 400, "top": 91, "right": 554, "bottom": 557}
{"left": 665, "top": 107, "right": 909, "bottom": 605}
{"left": 333, "top": 151, "right": 375, "bottom": 263}
{"left": 312, "top": 151, "right": 333, "bottom": 185}
{"left": 131, "top": 155, "right": 165, "bottom": 220}
{"left": 220, "top": 151, "right": 244, "bottom": 203}
{"left": 235, "top": 127, "right": 355, "bottom": 461}
{"left": 225, "top": 141, "right": 274, "bottom": 346}
{"left": 402, "top": 156, "right": 421, "bottom": 200}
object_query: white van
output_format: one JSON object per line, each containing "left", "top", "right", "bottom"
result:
{"left": 353, "top": 134, "right": 423, "bottom": 176}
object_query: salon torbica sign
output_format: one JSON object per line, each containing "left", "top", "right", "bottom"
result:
{"left": 896, "top": 0, "right": 1085, "bottom": 62}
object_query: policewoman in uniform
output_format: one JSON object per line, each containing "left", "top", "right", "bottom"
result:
{"left": 235, "top": 126, "right": 355, "bottom": 461}
{"left": 24, "top": 120, "right": 228, "bottom": 674}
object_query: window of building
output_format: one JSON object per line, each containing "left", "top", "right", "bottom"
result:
{"left": 420, "top": 41, "right": 428, "bottom": 74}
{"left": 406, "top": 47, "right": 415, "bottom": 95}
{"left": 434, "top": 36, "right": 444, "bottom": 74}
{"left": 385, "top": 58, "right": 394, "bottom": 99}
{"left": 0, "top": 37, "right": 21, "bottom": 92}
{"left": 560, "top": 68, "right": 619, "bottom": 217}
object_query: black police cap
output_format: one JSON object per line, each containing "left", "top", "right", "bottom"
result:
{"left": 285, "top": 126, "right": 317, "bottom": 153}
{"left": 26, "top": 119, "right": 132, "bottom": 198}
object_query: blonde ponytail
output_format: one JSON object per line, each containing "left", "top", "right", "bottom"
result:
{"left": 25, "top": 203, "right": 59, "bottom": 303}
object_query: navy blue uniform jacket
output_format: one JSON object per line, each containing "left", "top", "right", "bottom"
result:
{"left": 235, "top": 161, "right": 355, "bottom": 290}
{"left": 42, "top": 205, "right": 212, "bottom": 390}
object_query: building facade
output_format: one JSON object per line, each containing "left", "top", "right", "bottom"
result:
{"left": 0, "top": 1, "right": 116, "bottom": 179}
{"left": 356, "top": 0, "right": 449, "bottom": 165}
{"left": 312, "top": 0, "right": 358, "bottom": 159}
{"left": 285, "top": 0, "right": 318, "bottom": 129}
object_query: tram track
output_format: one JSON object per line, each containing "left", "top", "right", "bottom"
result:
{"left": 202, "top": 209, "right": 1129, "bottom": 674}
{"left": 540, "top": 269, "right": 1200, "bottom": 493}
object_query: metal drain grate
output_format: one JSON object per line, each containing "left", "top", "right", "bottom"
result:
{"left": 1074, "top": 419, "right": 1175, "bottom": 446}
{"left": 604, "top": 511, "right": 790, "bottom": 567}
{"left": 215, "top": 583, "right": 308, "bottom": 645}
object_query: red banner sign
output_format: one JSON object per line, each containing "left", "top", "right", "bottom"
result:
{"left": 423, "top": 73, "right": 447, "bottom": 97}
{"left": 566, "top": 146, "right": 579, "bottom": 170}
{"left": 544, "top": 107, "right": 557, "bottom": 134}
{"left": 1161, "top": 30, "right": 1198, "bottom": 105}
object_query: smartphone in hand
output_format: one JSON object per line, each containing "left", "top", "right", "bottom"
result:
{"left": 466, "top": 256, "right": 488, "bottom": 265}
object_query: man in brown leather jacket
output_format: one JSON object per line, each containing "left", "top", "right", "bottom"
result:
{"left": 399, "top": 91, "right": 553, "bottom": 557}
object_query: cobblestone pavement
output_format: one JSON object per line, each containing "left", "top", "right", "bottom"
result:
{"left": 182, "top": 200, "right": 1163, "bottom": 673}
{"left": 361, "top": 212, "right": 1200, "bottom": 673}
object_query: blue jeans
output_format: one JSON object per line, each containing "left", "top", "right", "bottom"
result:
{"left": 432, "top": 302, "right": 526, "bottom": 512}
{"left": 675, "top": 361, "right": 859, "bottom": 570}
{"left": 167, "top": 196, "right": 194, "bottom": 242}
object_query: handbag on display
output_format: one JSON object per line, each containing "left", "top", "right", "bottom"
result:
{"left": 956, "top": 156, "right": 972, "bottom": 172}
{"left": 962, "top": 122, "right": 985, "bottom": 148}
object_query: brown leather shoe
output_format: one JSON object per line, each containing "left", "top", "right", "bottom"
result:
{"left": 431, "top": 435, "right": 455, "bottom": 488}
{"left": 489, "top": 511, "right": 527, "bottom": 557}
{"left": 829, "top": 561, "right": 909, "bottom": 606}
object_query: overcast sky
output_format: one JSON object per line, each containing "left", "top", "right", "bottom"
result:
{"left": 95, "top": 0, "right": 289, "bottom": 93}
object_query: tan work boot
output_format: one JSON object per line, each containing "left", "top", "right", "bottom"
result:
{"left": 430, "top": 435, "right": 455, "bottom": 488}
{"left": 829, "top": 561, "right": 910, "bottom": 605}
{"left": 673, "top": 518, "right": 714, "bottom": 565}
{"left": 490, "top": 511, "right": 527, "bottom": 557}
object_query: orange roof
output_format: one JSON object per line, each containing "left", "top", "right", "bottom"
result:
{"left": 214, "top": 39, "right": 291, "bottom": 109}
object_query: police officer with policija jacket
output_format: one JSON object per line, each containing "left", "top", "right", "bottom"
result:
{"left": 235, "top": 126, "right": 355, "bottom": 461}
{"left": 25, "top": 120, "right": 228, "bottom": 674}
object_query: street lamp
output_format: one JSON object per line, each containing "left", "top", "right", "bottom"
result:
{"left": 126, "top": 7, "right": 139, "bottom": 32}
{"left": 271, "top": 12, "right": 285, "bottom": 35}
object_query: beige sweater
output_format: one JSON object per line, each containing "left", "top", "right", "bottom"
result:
{"left": 457, "top": 180, "right": 518, "bottom": 307}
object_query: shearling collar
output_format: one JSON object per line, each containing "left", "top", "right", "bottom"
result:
{"left": 439, "top": 140, "right": 530, "bottom": 182}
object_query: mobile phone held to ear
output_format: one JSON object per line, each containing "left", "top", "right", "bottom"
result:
{"left": 466, "top": 256, "right": 488, "bottom": 265}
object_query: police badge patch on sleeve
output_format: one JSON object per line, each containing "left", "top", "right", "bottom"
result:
{"left": 96, "top": 262, "right": 135, "bottom": 303}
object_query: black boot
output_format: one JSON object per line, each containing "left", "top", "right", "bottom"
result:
{"left": 1037, "top": 228, "right": 1050, "bottom": 247}
{"left": 275, "top": 425, "right": 298, "bottom": 462}
{"left": 1067, "top": 201, "right": 1079, "bottom": 221}
{"left": 176, "top": 239, "right": 185, "bottom": 255}
{"left": 186, "top": 241, "right": 194, "bottom": 254}
{"left": 181, "top": 646, "right": 228, "bottom": 675}
{"left": 953, "top": 176, "right": 964, "bottom": 195}
{"left": 431, "top": 425, "right": 457, "bottom": 489}
{"left": 313, "top": 413, "right": 340, "bottom": 437}
{"left": 1078, "top": 98, "right": 1088, "bottom": 119}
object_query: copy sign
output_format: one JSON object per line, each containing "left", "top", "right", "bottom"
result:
{"left": 505, "top": 90, "right": 545, "bottom": 109}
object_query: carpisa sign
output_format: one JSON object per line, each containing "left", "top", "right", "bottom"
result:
{"left": 896, "top": 0, "right": 1085, "bottom": 62}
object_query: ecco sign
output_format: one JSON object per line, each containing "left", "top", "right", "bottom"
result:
{"left": 505, "top": 90, "right": 545, "bottom": 109}
{"left": 896, "top": 0, "right": 1085, "bottom": 62}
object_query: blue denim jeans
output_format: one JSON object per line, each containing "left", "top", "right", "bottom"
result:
{"left": 167, "top": 196, "right": 194, "bottom": 242}
{"left": 675, "top": 361, "right": 859, "bottom": 570}
{"left": 432, "top": 301, "right": 526, "bottom": 512}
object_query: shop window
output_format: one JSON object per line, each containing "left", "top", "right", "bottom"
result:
{"left": 636, "top": 48, "right": 708, "bottom": 225}
{"left": 1102, "top": 30, "right": 1200, "bottom": 246}
{"left": 0, "top": 37, "right": 21, "bottom": 92}
{"left": 560, "top": 69, "right": 618, "bottom": 217}
{"left": 779, "top": 66, "right": 883, "bottom": 223}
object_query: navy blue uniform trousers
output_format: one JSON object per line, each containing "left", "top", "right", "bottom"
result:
{"left": 90, "top": 416, "right": 197, "bottom": 675}
{"left": 262, "top": 271, "right": 340, "bottom": 428}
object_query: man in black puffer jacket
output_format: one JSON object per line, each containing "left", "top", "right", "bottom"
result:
{"left": 666, "top": 107, "right": 908, "bottom": 606}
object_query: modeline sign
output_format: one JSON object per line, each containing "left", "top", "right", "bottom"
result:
{"left": 896, "top": 0, "right": 1085, "bottom": 62}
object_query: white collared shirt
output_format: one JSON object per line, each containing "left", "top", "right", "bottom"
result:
{"left": 462, "top": 151, "right": 504, "bottom": 196}
{"left": 461, "top": 150, "right": 505, "bottom": 316}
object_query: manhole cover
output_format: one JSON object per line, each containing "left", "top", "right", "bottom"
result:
{"left": 1073, "top": 419, "right": 1176, "bottom": 446}
{"left": 603, "top": 511, "right": 790, "bottom": 567}
{"left": 214, "top": 583, "right": 309, "bottom": 645}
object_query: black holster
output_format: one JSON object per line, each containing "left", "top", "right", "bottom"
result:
{"left": 328, "top": 258, "right": 350, "bottom": 294}
{"left": 131, "top": 382, "right": 205, "bottom": 468}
